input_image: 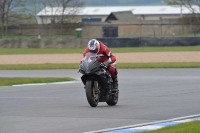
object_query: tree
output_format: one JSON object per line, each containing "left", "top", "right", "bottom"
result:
{"left": 165, "top": 0, "right": 200, "bottom": 32}
{"left": 9, "top": 12, "right": 35, "bottom": 25}
{"left": 26, "top": 0, "right": 84, "bottom": 24}
{"left": 52, "top": 0, "right": 85, "bottom": 34}
{"left": 0, "top": 0, "right": 24, "bottom": 38}
{"left": 165, "top": 0, "right": 200, "bottom": 23}
{"left": 54, "top": 0, "right": 85, "bottom": 23}
{"left": 22, "top": 0, "right": 50, "bottom": 24}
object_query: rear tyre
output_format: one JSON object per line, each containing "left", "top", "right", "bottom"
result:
{"left": 85, "top": 81, "right": 99, "bottom": 107}
{"left": 106, "top": 92, "right": 118, "bottom": 106}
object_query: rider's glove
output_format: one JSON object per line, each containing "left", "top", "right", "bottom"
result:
{"left": 103, "top": 61, "right": 112, "bottom": 66}
{"left": 100, "top": 62, "right": 107, "bottom": 68}
{"left": 104, "top": 57, "right": 113, "bottom": 66}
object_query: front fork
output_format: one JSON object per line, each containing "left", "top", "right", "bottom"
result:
{"left": 93, "top": 81, "right": 100, "bottom": 94}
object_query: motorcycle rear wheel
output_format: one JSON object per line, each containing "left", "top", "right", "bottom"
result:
{"left": 106, "top": 92, "right": 118, "bottom": 106}
{"left": 85, "top": 81, "right": 99, "bottom": 107}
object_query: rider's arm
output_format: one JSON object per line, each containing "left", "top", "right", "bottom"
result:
{"left": 102, "top": 45, "right": 116, "bottom": 63}
{"left": 101, "top": 44, "right": 113, "bottom": 63}
{"left": 103, "top": 46, "right": 113, "bottom": 62}
{"left": 81, "top": 48, "right": 89, "bottom": 64}
{"left": 83, "top": 48, "right": 89, "bottom": 57}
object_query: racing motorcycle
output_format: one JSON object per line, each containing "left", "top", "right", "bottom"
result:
{"left": 79, "top": 52, "right": 119, "bottom": 107}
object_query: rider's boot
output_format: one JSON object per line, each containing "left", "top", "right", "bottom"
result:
{"left": 112, "top": 78, "right": 119, "bottom": 92}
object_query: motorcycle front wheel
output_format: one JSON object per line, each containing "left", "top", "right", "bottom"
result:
{"left": 85, "top": 81, "right": 99, "bottom": 107}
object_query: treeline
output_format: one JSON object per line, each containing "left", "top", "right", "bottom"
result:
{"left": 0, "top": 0, "right": 84, "bottom": 38}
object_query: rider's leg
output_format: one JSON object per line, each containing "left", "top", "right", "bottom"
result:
{"left": 108, "top": 65, "right": 118, "bottom": 91}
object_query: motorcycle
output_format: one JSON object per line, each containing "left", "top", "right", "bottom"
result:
{"left": 79, "top": 52, "right": 119, "bottom": 107}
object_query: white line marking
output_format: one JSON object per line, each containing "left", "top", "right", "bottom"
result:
{"left": 83, "top": 114, "right": 200, "bottom": 133}
{"left": 174, "top": 119, "right": 193, "bottom": 123}
{"left": 131, "top": 125, "right": 164, "bottom": 130}
{"left": 12, "top": 80, "right": 81, "bottom": 86}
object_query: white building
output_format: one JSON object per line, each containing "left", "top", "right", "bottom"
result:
{"left": 36, "top": 6, "right": 197, "bottom": 24}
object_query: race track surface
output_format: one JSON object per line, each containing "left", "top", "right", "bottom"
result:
{"left": 0, "top": 69, "right": 200, "bottom": 133}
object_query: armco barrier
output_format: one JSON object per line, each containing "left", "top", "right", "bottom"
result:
{"left": 140, "top": 37, "right": 200, "bottom": 47}
{"left": 98, "top": 37, "right": 200, "bottom": 47}
{"left": 98, "top": 38, "right": 141, "bottom": 47}
{"left": 0, "top": 37, "right": 199, "bottom": 48}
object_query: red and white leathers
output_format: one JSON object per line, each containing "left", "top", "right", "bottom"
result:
{"left": 83, "top": 41, "right": 118, "bottom": 80}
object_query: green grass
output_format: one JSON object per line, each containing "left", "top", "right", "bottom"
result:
{"left": 142, "top": 121, "right": 200, "bottom": 133}
{"left": 0, "top": 46, "right": 200, "bottom": 55}
{"left": 0, "top": 62, "right": 200, "bottom": 70}
{"left": 118, "top": 32, "right": 200, "bottom": 37}
{"left": 0, "top": 63, "right": 79, "bottom": 70}
{"left": 1, "top": 35, "right": 76, "bottom": 39}
{"left": 0, "top": 77, "right": 75, "bottom": 86}
{"left": 110, "top": 46, "right": 200, "bottom": 53}
{"left": 117, "top": 62, "right": 200, "bottom": 68}
{"left": 143, "top": 33, "right": 200, "bottom": 37}
{"left": 0, "top": 48, "right": 84, "bottom": 54}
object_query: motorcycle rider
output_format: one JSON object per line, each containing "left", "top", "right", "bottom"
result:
{"left": 81, "top": 39, "right": 118, "bottom": 92}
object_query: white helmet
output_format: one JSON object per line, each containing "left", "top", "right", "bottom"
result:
{"left": 88, "top": 39, "right": 100, "bottom": 53}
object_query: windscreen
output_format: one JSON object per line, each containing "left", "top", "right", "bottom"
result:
{"left": 80, "top": 52, "right": 100, "bottom": 74}
{"left": 83, "top": 52, "right": 97, "bottom": 64}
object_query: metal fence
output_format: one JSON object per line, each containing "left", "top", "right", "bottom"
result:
{"left": 1, "top": 21, "right": 200, "bottom": 39}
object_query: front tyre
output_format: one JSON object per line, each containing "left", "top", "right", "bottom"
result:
{"left": 85, "top": 81, "right": 99, "bottom": 107}
{"left": 106, "top": 92, "right": 118, "bottom": 106}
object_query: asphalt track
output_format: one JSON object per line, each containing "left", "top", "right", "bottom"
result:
{"left": 0, "top": 69, "right": 200, "bottom": 133}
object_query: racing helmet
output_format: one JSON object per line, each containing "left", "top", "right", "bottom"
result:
{"left": 88, "top": 39, "right": 100, "bottom": 53}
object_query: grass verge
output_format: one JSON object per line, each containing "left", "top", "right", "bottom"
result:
{"left": 1, "top": 35, "right": 76, "bottom": 39}
{"left": 0, "top": 63, "right": 79, "bottom": 70}
{"left": 0, "top": 46, "right": 200, "bottom": 55}
{"left": 0, "top": 62, "right": 200, "bottom": 70}
{"left": 0, "top": 77, "right": 75, "bottom": 86}
{"left": 0, "top": 48, "right": 84, "bottom": 54}
{"left": 142, "top": 121, "right": 200, "bottom": 133}
{"left": 111, "top": 46, "right": 200, "bottom": 53}
{"left": 117, "top": 62, "right": 200, "bottom": 68}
